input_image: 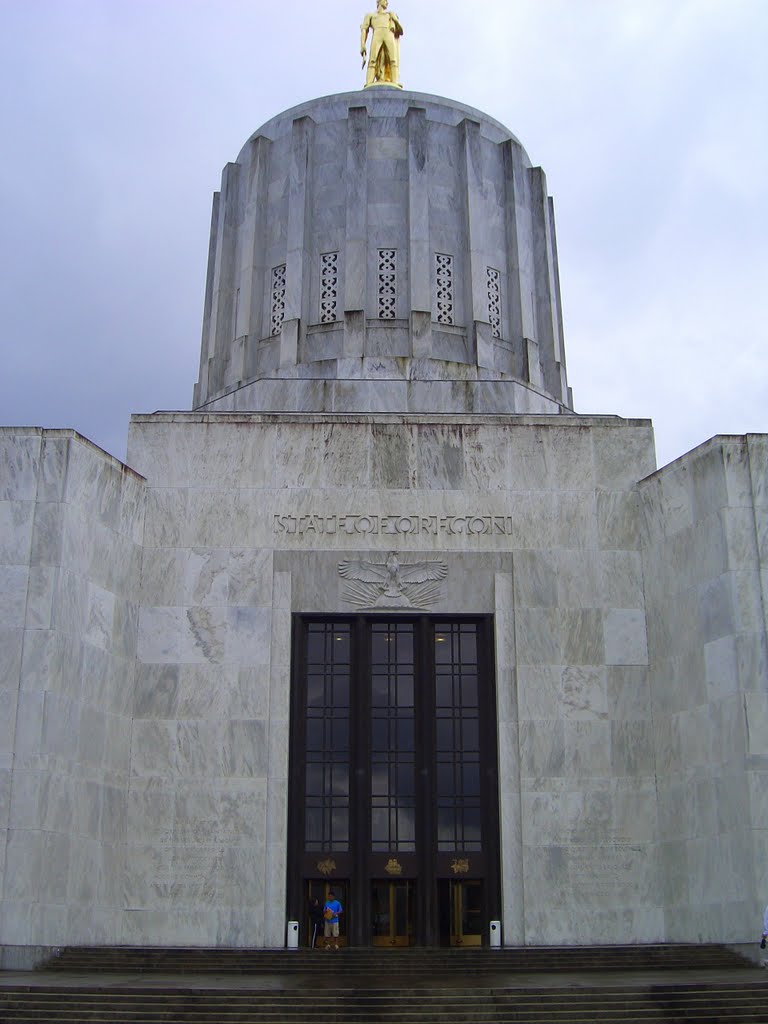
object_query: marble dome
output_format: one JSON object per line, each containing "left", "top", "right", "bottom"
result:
{"left": 193, "top": 90, "right": 571, "bottom": 417}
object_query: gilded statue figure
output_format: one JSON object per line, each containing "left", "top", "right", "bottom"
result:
{"left": 360, "top": 0, "right": 404, "bottom": 88}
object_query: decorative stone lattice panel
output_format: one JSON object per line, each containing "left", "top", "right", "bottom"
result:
{"left": 320, "top": 252, "right": 339, "bottom": 323}
{"left": 271, "top": 264, "right": 286, "bottom": 335}
{"left": 378, "top": 249, "right": 397, "bottom": 319}
{"left": 487, "top": 267, "right": 501, "bottom": 339}
{"left": 435, "top": 253, "right": 454, "bottom": 325}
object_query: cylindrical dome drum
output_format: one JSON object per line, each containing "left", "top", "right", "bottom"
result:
{"left": 193, "top": 90, "right": 571, "bottom": 416}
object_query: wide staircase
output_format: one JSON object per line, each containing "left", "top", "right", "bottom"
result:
{"left": 32, "top": 943, "right": 757, "bottom": 975}
{"left": 0, "top": 944, "right": 765, "bottom": 1022}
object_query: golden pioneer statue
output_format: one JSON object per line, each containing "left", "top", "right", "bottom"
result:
{"left": 360, "top": 0, "right": 404, "bottom": 88}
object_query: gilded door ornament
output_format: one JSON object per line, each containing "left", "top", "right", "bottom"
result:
{"left": 451, "top": 858, "right": 470, "bottom": 875}
{"left": 360, "top": 0, "right": 404, "bottom": 88}
{"left": 385, "top": 858, "right": 403, "bottom": 876}
{"left": 317, "top": 858, "right": 337, "bottom": 876}
{"left": 339, "top": 551, "right": 447, "bottom": 610}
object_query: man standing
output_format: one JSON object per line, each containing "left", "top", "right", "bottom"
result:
{"left": 323, "top": 890, "right": 343, "bottom": 950}
{"left": 360, "top": 0, "right": 404, "bottom": 88}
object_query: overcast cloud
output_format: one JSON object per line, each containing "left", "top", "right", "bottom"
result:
{"left": 1, "top": 0, "right": 766, "bottom": 469}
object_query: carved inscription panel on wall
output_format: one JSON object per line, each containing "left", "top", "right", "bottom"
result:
{"left": 567, "top": 844, "right": 643, "bottom": 900}
{"left": 273, "top": 513, "right": 518, "bottom": 537}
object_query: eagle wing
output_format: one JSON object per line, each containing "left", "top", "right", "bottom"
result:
{"left": 338, "top": 559, "right": 389, "bottom": 584}
{"left": 397, "top": 560, "right": 448, "bottom": 584}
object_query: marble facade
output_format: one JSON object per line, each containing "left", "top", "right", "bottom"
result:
{"left": 0, "top": 429, "right": 144, "bottom": 963}
{"left": 1, "top": 90, "right": 767, "bottom": 962}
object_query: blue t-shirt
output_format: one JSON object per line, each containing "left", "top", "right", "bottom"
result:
{"left": 324, "top": 899, "right": 342, "bottom": 923}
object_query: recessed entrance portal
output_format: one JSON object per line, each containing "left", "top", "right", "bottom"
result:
{"left": 306, "top": 879, "right": 349, "bottom": 948}
{"left": 288, "top": 616, "right": 499, "bottom": 947}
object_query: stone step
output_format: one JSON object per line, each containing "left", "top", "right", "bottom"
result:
{"left": 1, "top": 1005, "right": 767, "bottom": 1019}
{"left": 0, "top": 1003, "right": 765, "bottom": 1019}
{"left": 3, "top": 987, "right": 765, "bottom": 1003}
{"left": 0, "top": 1011, "right": 765, "bottom": 1021}
{"left": 0, "top": 1010, "right": 766, "bottom": 1023}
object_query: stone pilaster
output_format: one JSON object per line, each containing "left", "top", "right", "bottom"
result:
{"left": 460, "top": 118, "right": 494, "bottom": 370}
{"left": 529, "top": 167, "right": 564, "bottom": 402}
{"left": 407, "top": 106, "right": 432, "bottom": 359}
{"left": 343, "top": 106, "right": 368, "bottom": 359}
{"left": 282, "top": 116, "right": 314, "bottom": 368}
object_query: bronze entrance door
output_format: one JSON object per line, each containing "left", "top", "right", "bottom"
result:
{"left": 287, "top": 617, "right": 500, "bottom": 947}
{"left": 438, "top": 879, "right": 484, "bottom": 946}
{"left": 371, "top": 879, "right": 416, "bottom": 946}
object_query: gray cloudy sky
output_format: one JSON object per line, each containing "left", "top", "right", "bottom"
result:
{"left": 1, "top": 0, "right": 766, "bottom": 469}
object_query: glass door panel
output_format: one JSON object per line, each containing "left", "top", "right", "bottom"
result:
{"left": 371, "top": 880, "right": 415, "bottom": 946}
{"left": 439, "top": 879, "right": 483, "bottom": 947}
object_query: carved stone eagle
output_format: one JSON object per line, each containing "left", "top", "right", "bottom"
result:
{"left": 338, "top": 551, "right": 447, "bottom": 609}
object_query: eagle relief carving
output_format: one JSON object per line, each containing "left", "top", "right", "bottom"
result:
{"left": 338, "top": 551, "right": 447, "bottom": 610}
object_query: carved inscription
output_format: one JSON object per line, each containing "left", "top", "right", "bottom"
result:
{"left": 559, "top": 829, "right": 632, "bottom": 846}
{"left": 154, "top": 849, "right": 219, "bottom": 903}
{"left": 567, "top": 844, "right": 643, "bottom": 899}
{"left": 274, "top": 514, "right": 516, "bottom": 537}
